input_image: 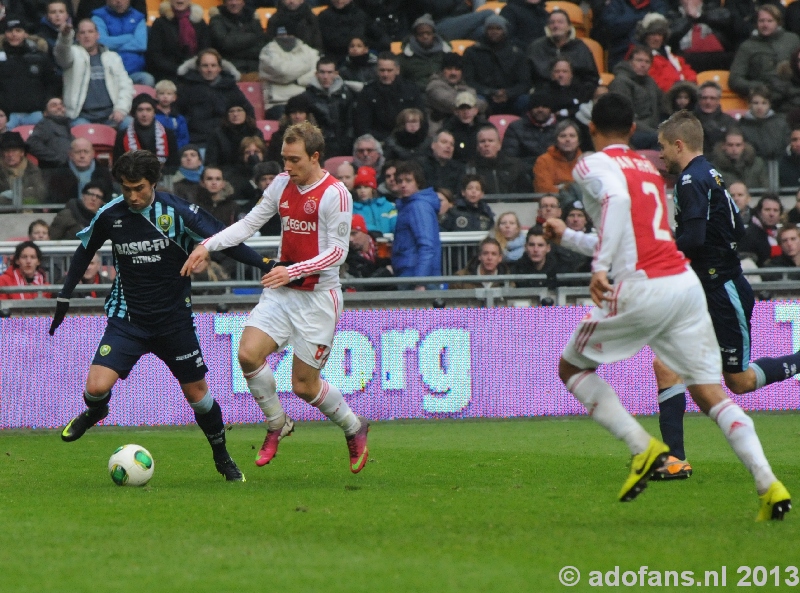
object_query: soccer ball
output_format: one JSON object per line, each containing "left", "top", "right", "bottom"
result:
{"left": 108, "top": 444, "right": 155, "bottom": 486}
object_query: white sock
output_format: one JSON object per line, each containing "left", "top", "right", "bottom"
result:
{"left": 566, "top": 370, "right": 651, "bottom": 455}
{"left": 308, "top": 381, "right": 360, "bottom": 436}
{"left": 709, "top": 399, "right": 776, "bottom": 494}
{"left": 244, "top": 361, "right": 285, "bottom": 431}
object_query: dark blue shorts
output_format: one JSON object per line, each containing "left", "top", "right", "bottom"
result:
{"left": 91, "top": 317, "right": 208, "bottom": 384}
{"left": 705, "top": 274, "right": 754, "bottom": 374}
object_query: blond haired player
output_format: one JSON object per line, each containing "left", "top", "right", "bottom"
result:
{"left": 182, "top": 122, "right": 369, "bottom": 473}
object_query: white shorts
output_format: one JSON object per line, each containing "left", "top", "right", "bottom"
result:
{"left": 246, "top": 286, "right": 343, "bottom": 369}
{"left": 562, "top": 270, "right": 722, "bottom": 386}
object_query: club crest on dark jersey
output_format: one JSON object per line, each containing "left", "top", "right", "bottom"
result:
{"left": 158, "top": 214, "right": 173, "bottom": 232}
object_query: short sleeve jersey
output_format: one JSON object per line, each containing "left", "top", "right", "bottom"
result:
{"left": 674, "top": 155, "right": 744, "bottom": 289}
{"left": 573, "top": 145, "right": 688, "bottom": 282}
{"left": 77, "top": 191, "right": 229, "bottom": 332}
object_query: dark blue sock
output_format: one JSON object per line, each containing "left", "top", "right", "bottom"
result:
{"left": 658, "top": 387, "right": 686, "bottom": 460}
{"left": 751, "top": 353, "right": 800, "bottom": 388}
{"left": 194, "top": 400, "right": 228, "bottom": 462}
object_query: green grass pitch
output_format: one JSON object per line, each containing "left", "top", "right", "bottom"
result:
{"left": 1, "top": 413, "right": 799, "bottom": 593}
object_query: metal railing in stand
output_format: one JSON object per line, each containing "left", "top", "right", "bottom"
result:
{"left": 0, "top": 273, "right": 553, "bottom": 314}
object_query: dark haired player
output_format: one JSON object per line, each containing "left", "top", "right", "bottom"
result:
{"left": 49, "top": 150, "right": 275, "bottom": 482}
{"left": 554, "top": 94, "right": 789, "bottom": 520}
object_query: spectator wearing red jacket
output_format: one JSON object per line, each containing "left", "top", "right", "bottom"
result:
{"left": 637, "top": 12, "right": 696, "bottom": 93}
{"left": 0, "top": 241, "right": 50, "bottom": 300}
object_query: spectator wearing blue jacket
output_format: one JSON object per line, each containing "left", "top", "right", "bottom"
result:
{"left": 392, "top": 160, "right": 442, "bottom": 289}
{"left": 352, "top": 166, "right": 397, "bottom": 235}
{"left": 154, "top": 79, "right": 190, "bottom": 148}
{"left": 92, "top": 0, "right": 153, "bottom": 86}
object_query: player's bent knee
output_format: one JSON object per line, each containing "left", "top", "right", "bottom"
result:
{"left": 724, "top": 372, "right": 753, "bottom": 395}
{"left": 558, "top": 357, "right": 584, "bottom": 385}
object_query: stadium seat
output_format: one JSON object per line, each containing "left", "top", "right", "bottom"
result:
{"left": 476, "top": 1, "right": 505, "bottom": 14}
{"left": 725, "top": 108, "right": 749, "bottom": 121}
{"left": 545, "top": 1, "right": 588, "bottom": 37}
{"left": 256, "top": 119, "right": 280, "bottom": 143}
{"left": 238, "top": 81, "right": 265, "bottom": 118}
{"left": 312, "top": 5, "right": 326, "bottom": 14}
{"left": 324, "top": 155, "right": 352, "bottom": 173}
{"left": 488, "top": 114, "right": 519, "bottom": 142}
{"left": 133, "top": 84, "right": 156, "bottom": 98}
{"left": 720, "top": 96, "right": 749, "bottom": 110}
{"left": 696, "top": 69, "right": 730, "bottom": 90}
{"left": 450, "top": 39, "right": 476, "bottom": 55}
{"left": 202, "top": 7, "right": 210, "bottom": 23}
{"left": 390, "top": 41, "right": 403, "bottom": 55}
{"left": 256, "top": 7, "right": 275, "bottom": 29}
{"left": 599, "top": 71, "right": 614, "bottom": 85}
{"left": 147, "top": 9, "right": 158, "bottom": 24}
{"left": 71, "top": 123, "right": 117, "bottom": 165}
{"left": 581, "top": 37, "right": 605, "bottom": 75}
{"left": 193, "top": 0, "right": 218, "bottom": 8}
{"left": 12, "top": 125, "right": 34, "bottom": 140}
{"left": 145, "top": 0, "right": 160, "bottom": 12}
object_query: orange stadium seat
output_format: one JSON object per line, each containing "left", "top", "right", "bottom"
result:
{"left": 390, "top": 41, "right": 403, "bottom": 55}
{"left": 450, "top": 39, "right": 476, "bottom": 55}
{"left": 476, "top": 1, "right": 505, "bottom": 14}
{"left": 71, "top": 123, "right": 117, "bottom": 165}
{"left": 256, "top": 7, "right": 275, "bottom": 29}
{"left": 581, "top": 37, "right": 605, "bottom": 75}
{"left": 488, "top": 114, "right": 519, "bottom": 142}
{"left": 324, "top": 156, "right": 352, "bottom": 173}
{"left": 599, "top": 71, "right": 614, "bottom": 86}
{"left": 238, "top": 81, "right": 265, "bottom": 118}
{"left": 312, "top": 5, "right": 326, "bottom": 14}
{"left": 147, "top": 9, "right": 158, "bottom": 24}
{"left": 256, "top": 119, "right": 280, "bottom": 143}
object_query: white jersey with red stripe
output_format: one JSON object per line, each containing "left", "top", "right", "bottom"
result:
{"left": 572, "top": 144, "right": 688, "bottom": 282}
{"left": 202, "top": 171, "right": 352, "bottom": 291}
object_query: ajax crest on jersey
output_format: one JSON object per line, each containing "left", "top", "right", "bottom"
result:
{"left": 108, "top": 444, "right": 155, "bottom": 486}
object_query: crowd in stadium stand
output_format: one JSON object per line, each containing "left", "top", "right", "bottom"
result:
{"left": 5, "top": 0, "right": 800, "bottom": 297}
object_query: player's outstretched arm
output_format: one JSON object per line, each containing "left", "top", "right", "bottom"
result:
{"left": 49, "top": 244, "right": 94, "bottom": 335}
{"left": 181, "top": 244, "right": 209, "bottom": 276}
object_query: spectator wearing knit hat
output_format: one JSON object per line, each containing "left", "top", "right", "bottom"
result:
{"left": 500, "top": 0, "right": 550, "bottom": 52}
{"left": 637, "top": 12, "right": 697, "bottom": 93}
{"left": 266, "top": 92, "right": 316, "bottom": 163}
{"left": 204, "top": 94, "right": 260, "bottom": 168}
{"left": 258, "top": 25, "right": 319, "bottom": 119}
{"left": 352, "top": 165, "right": 397, "bottom": 234}
{"left": 113, "top": 93, "right": 179, "bottom": 170}
{"left": 502, "top": 89, "right": 558, "bottom": 168}
{"left": 591, "top": 0, "right": 669, "bottom": 69}
{"left": 398, "top": 14, "right": 453, "bottom": 91}
{"left": 0, "top": 17, "right": 60, "bottom": 129}
{"left": 462, "top": 14, "right": 531, "bottom": 116}
{"left": 264, "top": 0, "right": 322, "bottom": 51}
{"left": 426, "top": 51, "right": 485, "bottom": 124}
{"left": 526, "top": 8, "right": 599, "bottom": 89}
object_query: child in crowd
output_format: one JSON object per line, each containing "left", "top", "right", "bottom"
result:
{"left": 440, "top": 174, "right": 495, "bottom": 232}
{"left": 28, "top": 219, "right": 50, "bottom": 241}
{"left": 352, "top": 166, "right": 397, "bottom": 234}
{"left": 155, "top": 80, "right": 190, "bottom": 149}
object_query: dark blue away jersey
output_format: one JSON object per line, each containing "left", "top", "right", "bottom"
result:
{"left": 73, "top": 191, "right": 262, "bottom": 332}
{"left": 673, "top": 155, "right": 745, "bottom": 288}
